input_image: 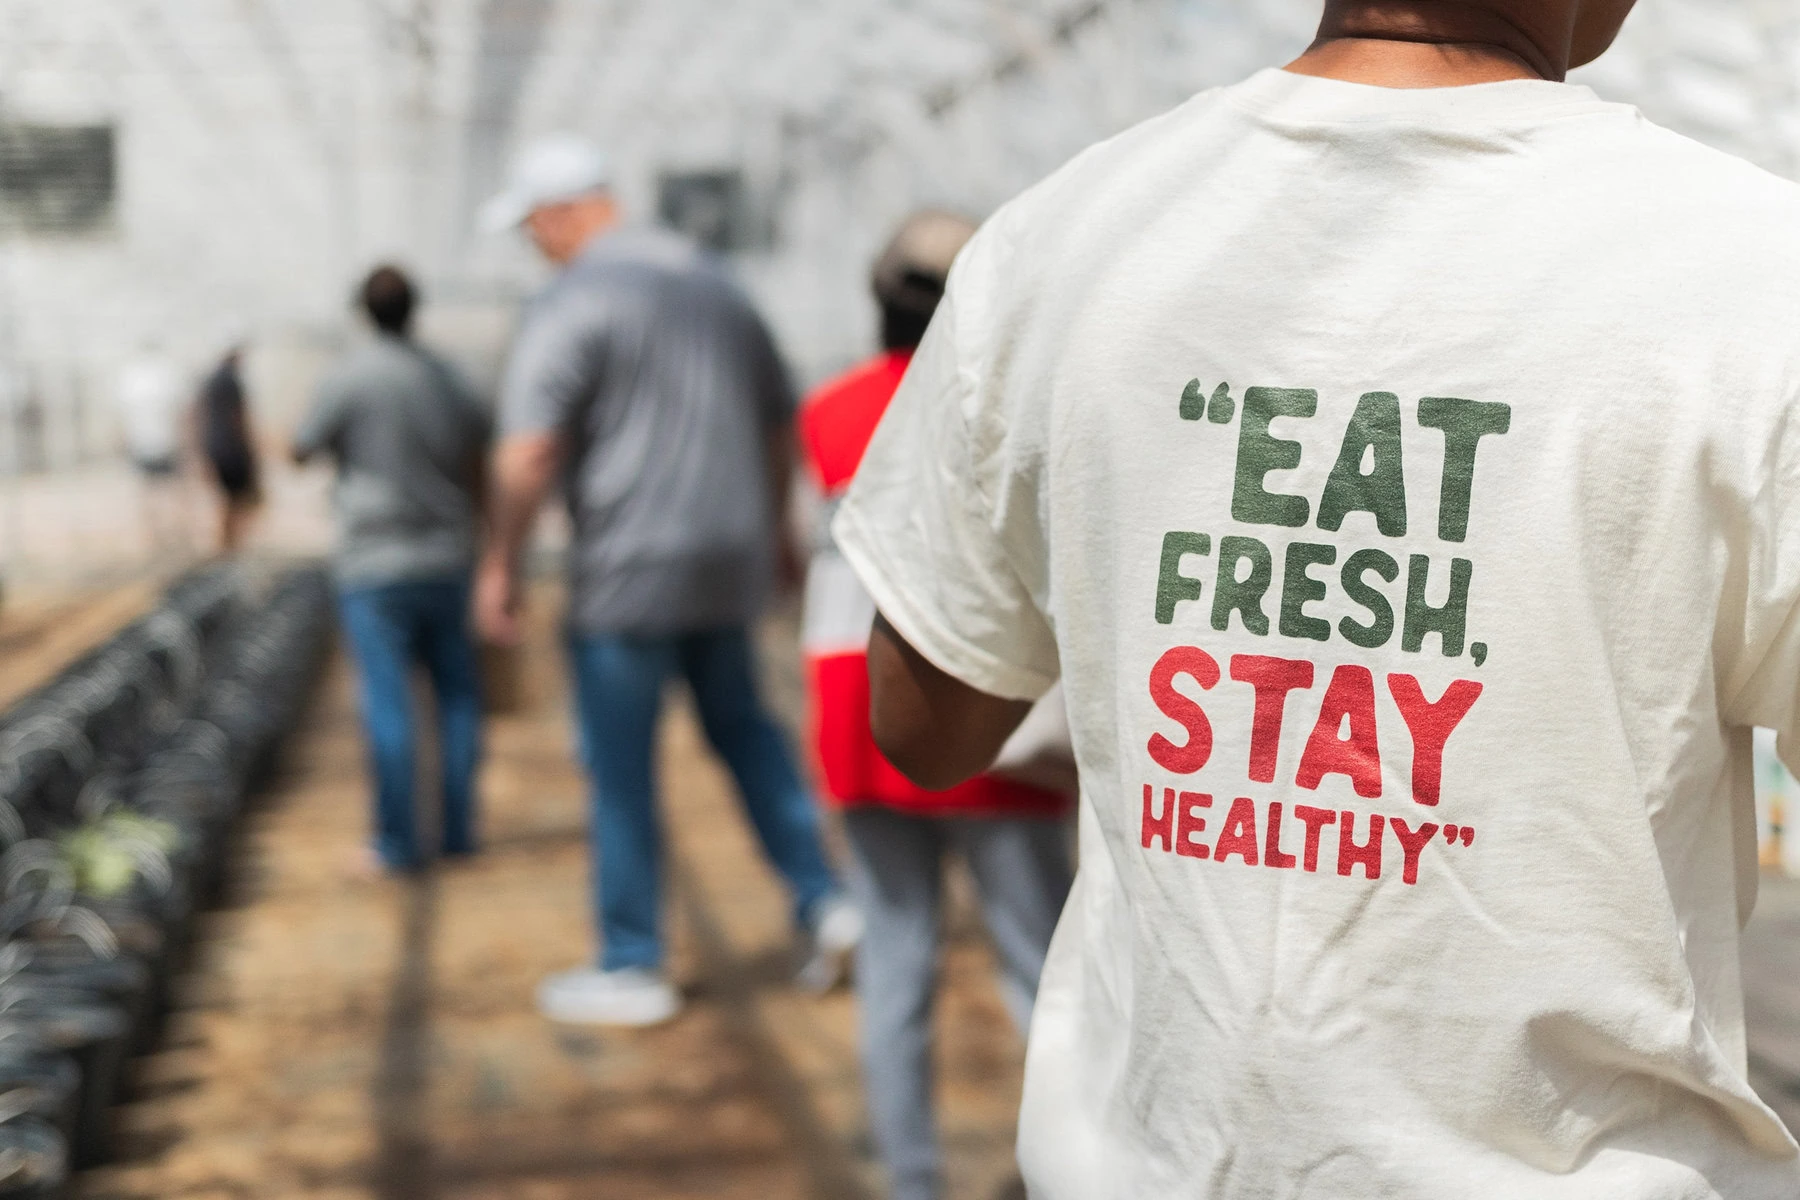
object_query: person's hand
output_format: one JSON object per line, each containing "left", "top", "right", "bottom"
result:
{"left": 475, "top": 555, "right": 523, "bottom": 645}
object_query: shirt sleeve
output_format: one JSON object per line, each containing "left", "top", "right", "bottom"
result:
{"left": 1722, "top": 385, "right": 1800, "bottom": 775}
{"left": 744, "top": 303, "right": 797, "bottom": 429}
{"left": 830, "top": 220, "right": 1059, "bottom": 702}
{"left": 498, "top": 295, "right": 603, "bottom": 439}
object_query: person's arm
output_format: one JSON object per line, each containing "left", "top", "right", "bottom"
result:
{"left": 477, "top": 295, "right": 602, "bottom": 643}
{"left": 741, "top": 302, "right": 805, "bottom": 590}
{"left": 831, "top": 214, "right": 1060, "bottom": 791}
{"left": 766, "top": 423, "right": 805, "bottom": 590}
{"left": 475, "top": 431, "right": 560, "bottom": 645}
{"left": 867, "top": 612, "right": 1031, "bottom": 790}
{"left": 764, "top": 422, "right": 794, "bottom": 536}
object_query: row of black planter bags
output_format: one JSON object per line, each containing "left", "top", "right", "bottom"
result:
{"left": 0, "top": 563, "right": 333, "bottom": 1196}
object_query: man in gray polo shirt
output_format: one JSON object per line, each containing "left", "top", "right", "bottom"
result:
{"left": 294, "top": 264, "right": 491, "bottom": 874}
{"left": 476, "top": 135, "right": 858, "bottom": 1026}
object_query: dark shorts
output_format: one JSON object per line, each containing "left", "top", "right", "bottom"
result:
{"left": 208, "top": 453, "right": 258, "bottom": 499}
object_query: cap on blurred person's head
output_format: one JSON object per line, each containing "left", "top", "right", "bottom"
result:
{"left": 360, "top": 264, "right": 416, "bottom": 335}
{"left": 873, "top": 210, "right": 977, "bottom": 351}
{"left": 480, "top": 134, "right": 612, "bottom": 233}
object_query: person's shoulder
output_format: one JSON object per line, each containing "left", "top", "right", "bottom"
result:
{"left": 411, "top": 345, "right": 489, "bottom": 421}
{"left": 576, "top": 226, "right": 705, "bottom": 285}
{"left": 540, "top": 228, "right": 700, "bottom": 320}
{"left": 399, "top": 337, "right": 464, "bottom": 379}
{"left": 326, "top": 336, "right": 400, "bottom": 383}
{"left": 944, "top": 85, "right": 1238, "bottom": 310}
{"left": 983, "top": 85, "right": 1236, "bottom": 235}
{"left": 626, "top": 224, "right": 706, "bottom": 267}
{"left": 602, "top": 229, "right": 770, "bottom": 333}
{"left": 1595, "top": 117, "right": 1800, "bottom": 323}
{"left": 519, "top": 264, "right": 620, "bottom": 348}
{"left": 317, "top": 343, "right": 374, "bottom": 393}
{"left": 1615, "top": 118, "right": 1800, "bottom": 235}
{"left": 633, "top": 230, "right": 752, "bottom": 307}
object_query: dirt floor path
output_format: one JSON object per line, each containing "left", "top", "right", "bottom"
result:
{"left": 75, "top": 600, "right": 1029, "bottom": 1200}
{"left": 60, "top": 580, "right": 1800, "bottom": 1198}
{"left": 0, "top": 579, "right": 161, "bottom": 710}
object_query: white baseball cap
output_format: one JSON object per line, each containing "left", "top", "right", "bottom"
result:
{"left": 479, "top": 133, "right": 611, "bottom": 233}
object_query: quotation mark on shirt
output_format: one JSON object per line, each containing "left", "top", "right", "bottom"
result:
{"left": 1441, "top": 823, "right": 1476, "bottom": 847}
{"left": 1180, "top": 379, "right": 1235, "bottom": 424}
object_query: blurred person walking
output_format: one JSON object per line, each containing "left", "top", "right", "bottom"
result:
{"left": 196, "top": 346, "right": 260, "bottom": 553}
{"left": 799, "top": 211, "right": 1073, "bottom": 1200}
{"left": 835, "top": 0, "right": 1800, "bottom": 1196}
{"left": 475, "top": 135, "right": 858, "bottom": 1027}
{"left": 114, "top": 342, "right": 192, "bottom": 557}
{"left": 293, "top": 265, "right": 491, "bottom": 874}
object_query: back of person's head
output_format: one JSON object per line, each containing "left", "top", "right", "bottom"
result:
{"left": 479, "top": 135, "right": 618, "bottom": 264}
{"left": 360, "top": 265, "right": 417, "bottom": 335}
{"left": 481, "top": 134, "right": 612, "bottom": 232}
{"left": 872, "top": 211, "right": 978, "bottom": 352}
{"left": 1315, "top": 0, "right": 1639, "bottom": 77}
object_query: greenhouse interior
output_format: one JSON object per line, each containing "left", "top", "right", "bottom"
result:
{"left": 0, "top": 1, "right": 1798, "bottom": 1197}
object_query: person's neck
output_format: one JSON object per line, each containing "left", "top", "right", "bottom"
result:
{"left": 560, "top": 213, "right": 622, "bottom": 265}
{"left": 1287, "top": 2, "right": 1563, "bottom": 87}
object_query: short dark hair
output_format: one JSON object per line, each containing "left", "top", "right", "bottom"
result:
{"left": 359, "top": 264, "right": 416, "bottom": 334}
{"left": 871, "top": 211, "right": 974, "bottom": 351}
{"left": 879, "top": 294, "right": 937, "bottom": 352}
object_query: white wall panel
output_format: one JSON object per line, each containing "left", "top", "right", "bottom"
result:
{"left": 0, "top": 0, "right": 1788, "bottom": 462}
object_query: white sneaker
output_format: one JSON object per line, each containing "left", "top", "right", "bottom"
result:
{"left": 796, "top": 894, "right": 864, "bottom": 993}
{"left": 536, "top": 966, "right": 681, "bottom": 1026}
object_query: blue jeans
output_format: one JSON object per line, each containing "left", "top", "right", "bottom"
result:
{"left": 567, "top": 625, "right": 839, "bottom": 971}
{"left": 845, "top": 807, "right": 1073, "bottom": 1200}
{"left": 338, "top": 577, "right": 483, "bottom": 869}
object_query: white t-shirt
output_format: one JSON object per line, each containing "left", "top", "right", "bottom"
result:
{"left": 114, "top": 354, "right": 184, "bottom": 466}
{"left": 835, "top": 69, "right": 1800, "bottom": 1199}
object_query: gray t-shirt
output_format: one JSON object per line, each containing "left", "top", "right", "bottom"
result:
{"left": 498, "top": 226, "right": 794, "bottom": 635}
{"left": 295, "top": 333, "right": 491, "bottom": 588}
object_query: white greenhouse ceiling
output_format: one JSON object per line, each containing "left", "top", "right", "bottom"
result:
{"left": 0, "top": 0, "right": 1788, "bottom": 392}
